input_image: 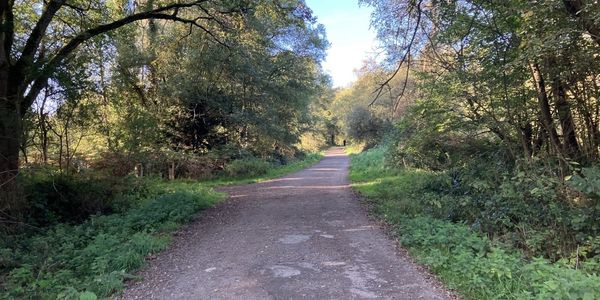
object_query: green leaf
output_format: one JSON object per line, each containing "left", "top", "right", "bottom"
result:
{"left": 79, "top": 291, "right": 98, "bottom": 300}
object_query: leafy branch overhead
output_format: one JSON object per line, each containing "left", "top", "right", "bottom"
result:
{"left": 4, "top": 0, "right": 237, "bottom": 111}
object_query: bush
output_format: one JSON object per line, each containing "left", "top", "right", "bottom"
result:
{"left": 398, "top": 216, "right": 600, "bottom": 299}
{"left": 224, "top": 157, "right": 273, "bottom": 177}
{"left": 298, "top": 132, "right": 329, "bottom": 152}
{"left": 568, "top": 166, "right": 600, "bottom": 202}
{"left": 92, "top": 152, "right": 137, "bottom": 177}
{"left": 180, "top": 155, "right": 223, "bottom": 179}
{"left": 93, "top": 150, "right": 227, "bottom": 180}
{"left": 346, "top": 106, "right": 389, "bottom": 148}
{"left": 380, "top": 119, "right": 600, "bottom": 261}
{"left": 350, "top": 148, "right": 600, "bottom": 299}
{"left": 21, "top": 173, "right": 156, "bottom": 227}
{"left": 0, "top": 185, "right": 223, "bottom": 299}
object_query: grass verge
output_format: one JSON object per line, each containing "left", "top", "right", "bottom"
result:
{"left": 349, "top": 148, "right": 600, "bottom": 300}
{"left": 202, "top": 152, "right": 323, "bottom": 187}
{"left": 0, "top": 153, "right": 322, "bottom": 300}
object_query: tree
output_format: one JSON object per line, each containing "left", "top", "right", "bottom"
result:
{"left": 326, "top": 59, "right": 414, "bottom": 147}
{"left": 346, "top": 106, "right": 386, "bottom": 147}
{"left": 563, "top": 0, "right": 600, "bottom": 47}
{"left": 0, "top": 0, "right": 235, "bottom": 187}
{"left": 362, "top": 0, "right": 600, "bottom": 167}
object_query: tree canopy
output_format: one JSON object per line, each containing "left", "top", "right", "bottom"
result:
{"left": 0, "top": 0, "right": 329, "bottom": 213}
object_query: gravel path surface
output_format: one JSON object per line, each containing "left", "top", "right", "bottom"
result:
{"left": 120, "top": 148, "right": 454, "bottom": 299}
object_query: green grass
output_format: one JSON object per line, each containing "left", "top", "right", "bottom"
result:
{"left": 1, "top": 183, "right": 222, "bottom": 300}
{"left": 202, "top": 153, "right": 323, "bottom": 187}
{"left": 349, "top": 148, "right": 600, "bottom": 300}
{"left": 0, "top": 153, "right": 322, "bottom": 300}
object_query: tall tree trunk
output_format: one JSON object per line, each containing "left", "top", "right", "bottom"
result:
{"left": 0, "top": 97, "right": 21, "bottom": 178}
{"left": 520, "top": 123, "right": 534, "bottom": 158}
{"left": 0, "top": 0, "right": 23, "bottom": 213}
{"left": 0, "top": 87, "right": 23, "bottom": 214}
{"left": 550, "top": 75, "right": 581, "bottom": 159}
{"left": 533, "top": 119, "right": 546, "bottom": 156}
{"left": 571, "top": 83, "right": 597, "bottom": 159}
{"left": 40, "top": 114, "right": 49, "bottom": 164}
{"left": 39, "top": 86, "right": 49, "bottom": 164}
{"left": 530, "top": 63, "right": 564, "bottom": 157}
{"left": 0, "top": 20, "right": 23, "bottom": 179}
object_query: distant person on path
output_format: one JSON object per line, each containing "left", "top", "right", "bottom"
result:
{"left": 343, "top": 140, "right": 347, "bottom": 147}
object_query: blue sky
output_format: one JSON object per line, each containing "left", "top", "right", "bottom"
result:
{"left": 305, "top": 0, "right": 378, "bottom": 87}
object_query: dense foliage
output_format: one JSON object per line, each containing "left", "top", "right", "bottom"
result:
{"left": 1, "top": 0, "right": 331, "bottom": 223}
{"left": 3, "top": 0, "right": 600, "bottom": 298}
{"left": 330, "top": 0, "right": 600, "bottom": 298}
{"left": 351, "top": 148, "right": 600, "bottom": 299}
{"left": 360, "top": 0, "right": 600, "bottom": 165}
{"left": 0, "top": 1, "right": 330, "bottom": 298}
{"left": 2, "top": 185, "right": 221, "bottom": 299}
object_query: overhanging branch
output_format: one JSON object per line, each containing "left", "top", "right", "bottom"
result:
{"left": 370, "top": 0, "right": 422, "bottom": 107}
{"left": 22, "top": 0, "right": 233, "bottom": 110}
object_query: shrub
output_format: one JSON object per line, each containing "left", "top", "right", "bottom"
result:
{"left": 346, "top": 106, "right": 389, "bottom": 148}
{"left": 93, "top": 150, "right": 225, "bottom": 180}
{"left": 350, "top": 148, "right": 600, "bottom": 299}
{"left": 0, "top": 186, "right": 223, "bottom": 299}
{"left": 92, "top": 151, "right": 137, "bottom": 177}
{"left": 398, "top": 216, "right": 600, "bottom": 299}
{"left": 224, "top": 157, "right": 273, "bottom": 177}
{"left": 180, "top": 155, "right": 222, "bottom": 179}
{"left": 568, "top": 166, "right": 600, "bottom": 201}
{"left": 19, "top": 173, "right": 156, "bottom": 227}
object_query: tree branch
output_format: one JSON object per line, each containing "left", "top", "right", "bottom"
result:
{"left": 393, "top": 52, "right": 411, "bottom": 113}
{"left": 63, "top": 1, "right": 92, "bottom": 15}
{"left": 563, "top": 0, "right": 600, "bottom": 47}
{"left": 18, "top": 0, "right": 66, "bottom": 65}
{"left": 370, "top": 0, "right": 422, "bottom": 106}
{"left": 22, "top": 0, "right": 234, "bottom": 110}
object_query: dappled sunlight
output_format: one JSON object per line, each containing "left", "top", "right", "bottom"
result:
{"left": 260, "top": 185, "right": 350, "bottom": 190}
{"left": 263, "top": 176, "right": 333, "bottom": 183}
{"left": 343, "top": 226, "right": 376, "bottom": 232}
{"left": 350, "top": 181, "right": 380, "bottom": 188}
{"left": 310, "top": 168, "right": 342, "bottom": 172}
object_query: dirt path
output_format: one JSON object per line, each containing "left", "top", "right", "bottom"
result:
{"left": 121, "top": 148, "right": 453, "bottom": 299}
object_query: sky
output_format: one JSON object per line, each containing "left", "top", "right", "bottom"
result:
{"left": 305, "top": 0, "right": 378, "bottom": 87}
